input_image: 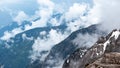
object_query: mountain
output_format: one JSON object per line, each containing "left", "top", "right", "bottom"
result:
{"left": 29, "top": 24, "right": 107, "bottom": 68}
{"left": 0, "top": 21, "right": 31, "bottom": 37}
{"left": 0, "top": 12, "right": 90, "bottom": 68}
{"left": 0, "top": 24, "right": 67, "bottom": 68}
{"left": 62, "top": 29, "right": 120, "bottom": 68}
{"left": 0, "top": 13, "right": 63, "bottom": 38}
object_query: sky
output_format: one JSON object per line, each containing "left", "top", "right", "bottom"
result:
{"left": 0, "top": 0, "right": 38, "bottom": 27}
{"left": 0, "top": 0, "right": 92, "bottom": 27}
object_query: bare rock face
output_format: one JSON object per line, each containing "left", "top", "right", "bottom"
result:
{"left": 62, "top": 29, "right": 120, "bottom": 68}
{"left": 101, "top": 52, "right": 120, "bottom": 64}
{"left": 86, "top": 52, "right": 120, "bottom": 68}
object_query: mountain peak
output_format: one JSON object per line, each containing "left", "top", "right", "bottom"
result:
{"left": 103, "top": 29, "right": 120, "bottom": 52}
{"left": 62, "top": 29, "right": 120, "bottom": 68}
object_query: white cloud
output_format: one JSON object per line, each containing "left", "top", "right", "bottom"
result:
{"left": 65, "top": 3, "right": 88, "bottom": 21}
{"left": 0, "top": 0, "right": 56, "bottom": 41}
{"left": 64, "top": 2, "right": 100, "bottom": 33}
{"left": 30, "top": 29, "right": 68, "bottom": 62}
{"left": 66, "top": 20, "right": 82, "bottom": 32}
{"left": 0, "top": 27, "right": 23, "bottom": 40}
{"left": 22, "top": 0, "right": 55, "bottom": 30}
{"left": 31, "top": 0, "right": 55, "bottom": 27}
{"left": 40, "top": 31, "right": 47, "bottom": 35}
{"left": 45, "top": 55, "right": 64, "bottom": 68}
{"left": 72, "top": 33, "right": 99, "bottom": 48}
{"left": 37, "top": 0, "right": 54, "bottom": 9}
{"left": 83, "top": 2, "right": 101, "bottom": 26}
{"left": 92, "top": 0, "right": 120, "bottom": 31}
{"left": 22, "top": 33, "right": 33, "bottom": 40}
{"left": 13, "top": 11, "right": 29, "bottom": 25}
{"left": 50, "top": 18, "right": 61, "bottom": 26}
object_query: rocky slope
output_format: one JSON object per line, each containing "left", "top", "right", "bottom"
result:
{"left": 86, "top": 52, "right": 120, "bottom": 68}
{"left": 62, "top": 29, "right": 120, "bottom": 68}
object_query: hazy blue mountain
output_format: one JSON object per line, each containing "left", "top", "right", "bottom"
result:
{"left": 0, "top": 21, "right": 31, "bottom": 37}
{"left": 0, "top": 14, "right": 103, "bottom": 68}
{"left": 0, "top": 23, "right": 67, "bottom": 68}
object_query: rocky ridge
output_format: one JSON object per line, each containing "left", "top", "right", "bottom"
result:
{"left": 62, "top": 29, "right": 120, "bottom": 68}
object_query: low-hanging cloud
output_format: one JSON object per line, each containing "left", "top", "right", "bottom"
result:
{"left": 0, "top": 27, "right": 23, "bottom": 41}
{"left": 30, "top": 29, "right": 68, "bottom": 62}
{"left": 92, "top": 0, "right": 120, "bottom": 31}
{"left": 72, "top": 33, "right": 99, "bottom": 48}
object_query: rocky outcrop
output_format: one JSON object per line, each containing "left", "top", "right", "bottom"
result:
{"left": 62, "top": 29, "right": 120, "bottom": 68}
{"left": 86, "top": 52, "right": 120, "bottom": 68}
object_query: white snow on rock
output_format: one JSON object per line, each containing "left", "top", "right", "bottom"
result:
{"left": 103, "top": 30, "right": 120, "bottom": 52}
{"left": 110, "top": 30, "right": 120, "bottom": 40}
{"left": 103, "top": 40, "right": 110, "bottom": 52}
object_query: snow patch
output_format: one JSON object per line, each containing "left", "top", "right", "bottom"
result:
{"left": 103, "top": 30, "right": 120, "bottom": 52}
{"left": 110, "top": 30, "right": 120, "bottom": 40}
{"left": 67, "top": 59, "right": 70, "bottom": 63}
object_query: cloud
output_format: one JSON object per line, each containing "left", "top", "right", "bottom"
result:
{"left": 30, "top": 29, "right": 68, "bottom": 62}
{"left": 72, "top": 33, "right": 99, "bottom": 48}
{"left": 50, "top": 18, "right": 61, "bottom": 26}
{"left": 0, "top": 27, "right": 23, "bottom": 41}
{"left": 0, "top": 0, "right": 96, "bottom": 42}
{"left": 82, "top": 2, "right": 101, "bottom": 26}
{"left": 66, "top": 20, "right": 82, "bottom": 32}
{"left": 13, "top": 11, "right": 29, "bottom": 25}
{"left": 64, "top": 3, "right": 89, "bottom": 32}
{"left": 37, "top": 0, "right": 54, "bottom": 9}
{"left": 22, "top": 33, "right": 33, "bottom": 41}
{"left": 22, "top": 0, "right": 56, "bottom": 30}
{"left": 92, "top": 0, "right": 120, "bottom": 31}
{"left": 0, "top": 0, "right": 100, "bottom": 42}
{"left": 65, "top": 3, "right": 88, "bottom": 21}
{"left": 64, "top": 3, "right": 100, "bottom": 32}
{"left": 45, "top": 55, "right": 64, "bottom": 68}
{"left": 31, "top": 0, "right": 55, "bottom": 27}
{"left": 0, "top": 0, "right": 56, "bottom": 41}
{"left": 40, "top": 31, "right": 47, "bottom": 35}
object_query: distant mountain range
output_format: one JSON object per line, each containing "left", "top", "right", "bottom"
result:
{"left": 0, "top": 21, "right": 32, "bottom": 37}
{"left": 0, "top": 23, "right": 106, "bottom": 68}
{"left": 0, "top": 12, "right": 108, "bottom": 68}
{"left": 0, "top": 24, "right": 67, "bottom": 68}
{"left": 28, "top": 24, "right": 107, "bottom": 68}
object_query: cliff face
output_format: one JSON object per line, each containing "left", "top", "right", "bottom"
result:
{"left": 62, "top": 29, "right": 120, "bottom": 68}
